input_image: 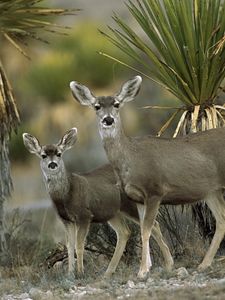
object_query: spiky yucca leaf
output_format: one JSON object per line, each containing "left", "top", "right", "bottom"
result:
{"left": 104, "top": 0, "right": 225, "bottom": 105}
{"left": 0, "top": 62, "right": 20, "bottom": 140}
{"left": 101, "top": 0, "right": 225, "bottom": 135}
{"left": 0, "top": 0, "right": 78, "bottom": 137}
{"left": 0, "top": 0, "right": 78, "bottom": 58}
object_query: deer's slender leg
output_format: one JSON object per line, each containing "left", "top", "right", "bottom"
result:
{"left": 104, "top": 213, "right": 131, "bottom": 278}
{"left": 198, "top": 192, "right": 225, "bottom": 270}
{"left": 137, "top": 204, "right": 152, "bottom": 271}
{"left": 151, "top": 220, "right": 174, "bottom": 270}
{"left": 66, "top": 223, "right": 76, "bottom": 274}
{"left": 121, "top": 202, "right": 173, "bottom": 271}
{"left": 137, "top": 198, "right": 160, "bottom": 279}
{"left": 75, "top": 221, "right": 90, "bottom": 275}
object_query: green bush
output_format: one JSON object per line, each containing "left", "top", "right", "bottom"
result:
{"left": 24, "top": 23, "right": 131, "bottom": 103}
{"left": 9, "top": 126, "right": 30, "bottom": 162}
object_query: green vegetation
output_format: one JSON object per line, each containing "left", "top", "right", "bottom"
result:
{"left": 0, "top": 0, "right": 76, "bottom": 255}
{"left": 23, "top": 23, "right": 132, "bottom": 103}
{"left": 0, "top": 0, "right": 78, "bottom": 58}
{"left": 102, "top": 0, "right": 225, "bottom": 135}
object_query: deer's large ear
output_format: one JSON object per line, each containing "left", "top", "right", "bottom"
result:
{"left": 23, "top": 133, "right": 42, "bottom": 156}
{"left": 115, "top": 76, "right": 142, "bottom": 104}
{"left": 70, "top": 81, "right": 96, "bottom": 106}
{"left": 57, "top": 127, "right": 77, "bottom": 153}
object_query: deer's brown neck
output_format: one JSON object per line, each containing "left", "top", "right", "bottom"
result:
{"left": 102, "top": 119, "right": 132, "bottom": 188}
{"left": 45, "top": 164, "right": 71, "bottom": 201}
{"left": 103, "top": 118, "right": 130, "bottom": 159}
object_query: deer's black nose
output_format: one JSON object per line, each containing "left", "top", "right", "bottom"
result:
{"left": 103, "top": 116, "right": 114, "bottom": 126}
{"left": 48, "top": 162, "right": 58, "bottom": 169}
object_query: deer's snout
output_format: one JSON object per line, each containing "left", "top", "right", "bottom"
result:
{"left": 48, "top": 162, "right": 58, "bottom": 170}
{"left": 102, "top": 116, "right": 115, "bottom": 126}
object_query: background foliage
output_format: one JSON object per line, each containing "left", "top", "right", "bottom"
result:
{"left": 22, "top": 23, "right": 132, "bottom": 103}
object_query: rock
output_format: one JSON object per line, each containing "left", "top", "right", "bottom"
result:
{"left": 45, "top": 290, "right": 54, "bottom": 300}
{"left": 126, "top": 280, "right": 135, "bottom": 288}
{"left": 97, "top": 254, "right": 106, "bottom": 265}
{"left": 136, "top": 282, "right": 146, "bottom": 289}
{"left": 29, "top": 287, "right": 43, "bottom": 300}
{"left": 216, "top": 278, "right": 225, "bottom": 285}
{"left": 19, "top": 292, "right": 31, "bottom": 299}
{"left": 2, "top": 295, "right": 14, "bottom": 300}
{"left": 176, "top": 267, "right": 189, "bottom": 279}
{"left": 147, "top": 277, "right": 154, "bottom": 285}
{"left": 77, "top": 290, "right": 87, "bottom": 298}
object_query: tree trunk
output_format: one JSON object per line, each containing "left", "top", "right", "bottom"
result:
{"left": 0, "top": 60, "right": 20, "bottom": 254}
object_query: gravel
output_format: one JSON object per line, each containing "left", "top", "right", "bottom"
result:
{"left": 1, "top": 265, "right": 225, "bottom": 300}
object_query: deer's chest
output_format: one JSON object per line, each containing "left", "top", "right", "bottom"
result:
{"left": 52, "top": 194, "right": 93, "bottom": 224}
{"left": 114, "top": 159, "right": 131, "bottom": 187}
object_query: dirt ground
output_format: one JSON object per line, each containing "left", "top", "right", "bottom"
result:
{"left": 1, "top": 259, "right": 225, "bottom": 300}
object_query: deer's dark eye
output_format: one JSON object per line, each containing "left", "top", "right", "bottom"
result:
{"left": 95, "top": 104, "right": 101, "bottom": 111}
{"left": 114, "top": 102, "right": 120, "bottom": 108}
{"left": 41, "top": 154, "right": 47, "bottom": 159}
{"left": 56, "top": 153, "right": 61, "bottom": 157}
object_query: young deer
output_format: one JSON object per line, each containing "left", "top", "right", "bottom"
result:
{"left": 70, "top": 76, "right": 225, "bottom": 279}
{"left": 23, "top": 128, "right": 173, "bottom": 277}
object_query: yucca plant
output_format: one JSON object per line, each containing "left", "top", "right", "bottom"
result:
{"left": 0, "top": 0, "right": 78, "bottom": 253}
{"left": 100, "top": 0, "right": 225, "bottom": 239}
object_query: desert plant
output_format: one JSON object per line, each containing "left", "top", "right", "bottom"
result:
{"left": 22, "top": 23, "right": 132, "bottom": 103}
{"left": 102, "top": 0, "right": 225, "bottom": 133}
{"left": 0, "top": 0, "right": 77, "bottom": 254}
{"left": 101, "top": 0, "right": 225, "bottom": 239}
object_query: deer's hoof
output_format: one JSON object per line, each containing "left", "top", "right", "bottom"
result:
{"left": 137, "top": 270, "right": 149, "bottom": 281}
{"left": 197, "top": 262, "right": 211, "bottom": 272}
{"left": 103, "top": 272, "right": 113, "bottom": 279}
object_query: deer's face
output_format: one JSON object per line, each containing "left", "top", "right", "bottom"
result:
{"left": 40, "top": 145, "right": 64, "bottom": 176}
{"left": 70, "top": 76, "right": 142, "bottom": 139}
{"left": 93, "top": 96, "right": 121, "bottom": 138}
{"left": 23, "top": 128, "right": 78, "bottom": 178}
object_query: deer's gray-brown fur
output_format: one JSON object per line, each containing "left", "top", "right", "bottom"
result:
{"left": 70, "top": 76, "right": 225, "bottom": 279}
{"left": 23, "top": 128, "right": 173, "bottom": 277}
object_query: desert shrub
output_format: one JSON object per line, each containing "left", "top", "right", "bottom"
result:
{"left": 157, "top": 206, "right": 207, "bottom": 266}
{"left": 23, "top": 22, "right": 131, "bottom": 103}
{"left": 9, "top": 126, "right": 31, "bottom": 161}
{"left": 2, "top": 209, "right": 55, "bottom": 268}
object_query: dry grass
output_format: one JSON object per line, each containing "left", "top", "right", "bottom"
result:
{"left": 1, "top": 207, "right": 224, "bottom": 299}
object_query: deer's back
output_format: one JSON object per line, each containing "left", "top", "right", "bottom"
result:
{"left": 117, "top": 128, "right": 225, "bottom": 203}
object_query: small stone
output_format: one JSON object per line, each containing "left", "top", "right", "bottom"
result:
{"left": 3, "top": 295, "right": 14, "bottom": 300}
{"left": 97, "top": 254, "right": 106, "bottom": 265}
{"left": 77, "top": 290, "right": 87, "bottom": 298}
{"left": 20, "top": 292, "right": 30, "bottom": 299}
{"left": 176, "top": 267, "right": 189, "bottom": 279}
{"left": 29, "top": 287, "right": 43, "bottom": 300}
{"left": 216, "top": 278, "right": 225, "bottom": 285}
{"left": 147, "top": 277, "right": 154, "bottom": 285}
{"left": 45, "top": 290, "right": 54, "bottom": 300}
{"left": 136, "top": 282, "right": 146, "bottom": 289}
{"left": 126, "top": 280, "right": 135, "bottom": 288}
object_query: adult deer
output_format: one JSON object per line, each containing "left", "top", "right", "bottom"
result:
{"left": 23, "top": 128, "right": 173, "bottom": 277}
{"left": 70, "top": 76, "right": 225, "bottom": 279}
